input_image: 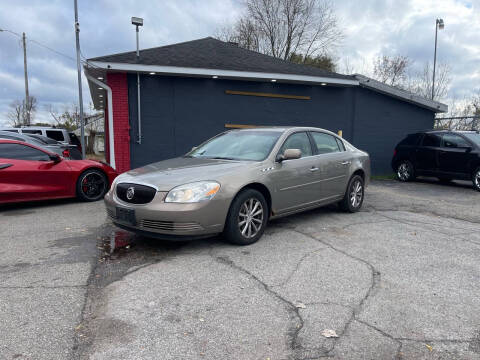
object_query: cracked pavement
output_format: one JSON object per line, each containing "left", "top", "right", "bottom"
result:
{"left": 1, "top": 179, "right": 480, "bottom": 359}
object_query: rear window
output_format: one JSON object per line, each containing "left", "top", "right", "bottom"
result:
{"left": 399, "top": 133, "right": 421, "bottom": 146}
{"left": 421, "top": 133, "right": 441, "bottom": 147}
{"left": 69, "top": 132, "right": 81, "bottom": 146}
{"left": 46, "top": 130, "right": 65, "bottom": 142}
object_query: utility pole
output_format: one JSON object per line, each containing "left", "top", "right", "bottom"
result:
{"left": 74, "top": 0, "right": 86, "bottom": 159}
{"left": 432, "top": 18, "right": 444, "bottom": 100}
{"left": 22, "top": 32, "right": 30, "bottom": 126}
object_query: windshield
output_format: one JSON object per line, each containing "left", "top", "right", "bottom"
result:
{"left": 187, "top": 130, "right": 282, "bottom": 161}
{"left": 462, "top": 133, "right": 480, "bottom": 146}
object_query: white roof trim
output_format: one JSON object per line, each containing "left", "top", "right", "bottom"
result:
{"left": 354, "top": 74, "right": 448, "bottom": 113}
{"left": 87, "top": 61, "right": 359, "bottom": 86}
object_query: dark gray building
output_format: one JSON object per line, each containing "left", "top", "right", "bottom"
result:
{"left": 85, "top": 37, "right": 447, "bottom": 174}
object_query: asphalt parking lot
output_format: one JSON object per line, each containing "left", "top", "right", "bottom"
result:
{"left": 1, "top": 179, "right": 480, "bottom": 360}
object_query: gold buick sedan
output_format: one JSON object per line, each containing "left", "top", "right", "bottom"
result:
{"left": 105, "top": 127, "right": 370, "bottom": 245}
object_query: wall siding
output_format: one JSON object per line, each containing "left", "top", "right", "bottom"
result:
{"left": 125, "top": 75, "right": 435, "bottom": 174}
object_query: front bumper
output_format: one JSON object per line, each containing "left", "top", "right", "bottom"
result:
{"left": 104, "top": 187, "right": 228, "bottom": 239}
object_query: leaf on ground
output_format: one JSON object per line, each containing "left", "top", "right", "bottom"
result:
{"left": 295, "top": 302, "right": 306, "bottom": 309}
{"left": 321, "top": 329, "right": 339, "bottom": 338}
{"left": 425, "top": 344, "right": 433, "bottom": 351}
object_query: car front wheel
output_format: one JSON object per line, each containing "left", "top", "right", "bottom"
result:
{"left": 473, "top": 168, "right": 480, "bottom": 192}
{"left": 396, "top": 160, "right": 415, "bottom": 182}
{"left": 76, "top": 169, "right": 108, "bottom": 201}
{"left": 224, "top": 189, "right": 268, "bottom": 245}
{"left": 339, "top": 175, "right": 364, "bottom": 213}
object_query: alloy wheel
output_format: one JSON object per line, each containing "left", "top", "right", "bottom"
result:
{"left": 238, "top": 198, "right": 264, "bottom": 238}
{"left": 81, "top": 172, "right": 106, "bottom": 200}
{"left": 397, "top": 162, "right": 411, "bottom": 181}
{"left": 350, "top": 180, "right": 363, "bottom": 208}
{"left": 475, "top": 170, "right": 480, "bottom": 189}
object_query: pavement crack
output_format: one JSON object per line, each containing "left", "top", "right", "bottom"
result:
{"left": 212, "top": 254, "right": 306, "bottom": 359}
{"left": 273, "top": 248, "right": 326, "bottom": 288}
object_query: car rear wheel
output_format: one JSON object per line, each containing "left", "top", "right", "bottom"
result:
{"left": 396, "top": 160, "right": 415, "bottom": 182}
{"left": 339, "top": 175, "right": 364, "bottom": 213}
{"left": 473, "top": 168, "right": 480, "bottom": 192}
{"left": 224, "top": 189, "right": 268, "bottom": 245}
{"left": 76, "top": 169, "right": 108, "bottom": 202}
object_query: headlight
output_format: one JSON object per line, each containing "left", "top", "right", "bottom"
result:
{"left": 165, "top": 181, "right": 220, "bottom": 203}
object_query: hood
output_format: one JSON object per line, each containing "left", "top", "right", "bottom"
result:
{"left": 115, "top": 157, "right": 252, "bottom": 190}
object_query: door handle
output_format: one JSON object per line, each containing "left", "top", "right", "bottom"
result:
{"left": 340, "top": 161, "right": 351, "bottom": 165}
{"left": 310, "top": 167, "right": 319, "bottom": 172}
{"left": 0, "top": 163, "right": 13, "bottom": 170}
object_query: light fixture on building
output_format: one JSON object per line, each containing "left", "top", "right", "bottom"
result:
{"left": 212, "top": 75, "right": 218, "bottom": 79}
{"left": 271, "top": 79, "right": 277, "bottom": 82}
{"left": 149, "top": 72, "right": 156, "bottom": 75}
{"left": 320, "top": 82, "right": 327, "bottom": 86}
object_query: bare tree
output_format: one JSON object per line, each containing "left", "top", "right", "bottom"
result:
{"left": 48, "top": 103, "right": 83, "bottom": 131}
{"left": 408, "top": 62, "right": 451, "bottom": 101}
{"left": 7, "top": 96, "right": 37, "bottom": 127}
{"left": 216, "top": 0, "right": 343, "bottom": 61}
{"left": 373, "top": 55, "right": 411, "bottom": 87}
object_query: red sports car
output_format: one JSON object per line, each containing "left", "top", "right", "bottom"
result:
{"left": 0, "top": 139, "right": 117, "bottom": 204}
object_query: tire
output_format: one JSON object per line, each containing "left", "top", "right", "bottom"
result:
{"left": 396, "top": 160, "right": 415, "bottom": 182}
{"left": 223, "top": 189, "right": 268, "bottom": 245}
{"left": 76, "top": 169, "right": 109, "bottom": 202}
{"left": 339, "top": 175, "right": 365, "bottom": 213}
{"left": 473, "top": 168, "right": 480, "bottom": 192}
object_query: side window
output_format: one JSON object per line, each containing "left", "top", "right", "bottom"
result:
{"left": 46, "top": 130, "right": 65, "bottom": 142}
{"left": 22, "top": 129, "right": 42, "bottom": 134}
{"left": 0, "top": 143, "right": 50, "bottom": 161}
{"left": 279, "top": 132, "right": 312, "bottom": 158}
{"left": 421, "top": 134, "right": 441, "bottom": 147}
{"left": 336, "top": 138, "right": 346, "bottom": 151}
{"left": 311, "top": 132, "right": 340, "bottom": 154}
{"left": 442, "top": 134, "right": 470, "bottom": 148}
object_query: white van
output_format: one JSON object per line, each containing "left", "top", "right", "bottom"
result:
{"left": 0, "top": 127, "right": 82, "bottom": 151}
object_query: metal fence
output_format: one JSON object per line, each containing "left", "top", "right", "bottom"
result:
{"left": 434, "top": 116, "right": 479, "bottom": 131}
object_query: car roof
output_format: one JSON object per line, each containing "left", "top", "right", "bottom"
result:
{"left": 230, "top": 126, "right": 339, "bottom": 136}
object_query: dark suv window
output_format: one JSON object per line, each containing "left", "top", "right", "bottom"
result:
{"left": 0, "top": 143, "right": 50, "bottom": 161}
{"left": 421, "top": 134, "right": 441, "bottom": 147}
{"left": 22, "top": 129, "right": 42, "bottom": 134}
{"left": 442, "top": 134, "right": 470, "bottom": 148}
{"left": 279, "top": 132, "right": 312, "bottom": 158}
{"left": 399, "top": 133, "right": 421, "bottom": 146}
{"left": 46, "top": 130, "right": 65, "bottom": 142}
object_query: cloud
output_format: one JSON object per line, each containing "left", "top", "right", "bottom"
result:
{"left": 0, "top": 0, "right": 478, "bottom": 126}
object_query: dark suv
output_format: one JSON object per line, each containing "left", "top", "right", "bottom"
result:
{"left": 392, "top": 130, "right": 480, "bottom": 191}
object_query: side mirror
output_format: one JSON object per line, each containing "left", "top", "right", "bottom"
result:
{"left": 49, "top": 154, "right": 62, "bottom": 163}
{"left": 277, "top": 148, "right": 302, "bottom": 162}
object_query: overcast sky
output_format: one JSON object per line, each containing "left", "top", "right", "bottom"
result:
{"left": 0, "top": 0, "right": 478, "bottom": 126}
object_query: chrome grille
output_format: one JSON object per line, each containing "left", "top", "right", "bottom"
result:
{"left": 140, "top": 220, "right": 203, "bottom": 232}
{"left": 106, "top": 208, "right": 115, "bottom": 219}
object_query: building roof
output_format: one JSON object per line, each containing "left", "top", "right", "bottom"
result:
{"left": 354, "top": 75, "right": 448, "bottom": 113}
{"left": 89, "top": 37, "right": 353, "bottom": 81}
{"left": 85, "top": 37, "right": 447, "bottom": 113}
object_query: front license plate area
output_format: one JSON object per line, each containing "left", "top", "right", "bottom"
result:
{"left": 116, "top": 207, "right": 136, "bottom": 226}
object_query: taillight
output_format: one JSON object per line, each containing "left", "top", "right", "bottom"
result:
{"left": 62, "top": 149, "right": 71, "bottom": 158}
{"left": 393, "top": 149, "right": 397, "bottom": 157}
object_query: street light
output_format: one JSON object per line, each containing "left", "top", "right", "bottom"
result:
{"left": 432, "top": 18, "right": 444, "bottom": 100}
{"left": 132, "top": 17, "right": 143, "bottom": 144}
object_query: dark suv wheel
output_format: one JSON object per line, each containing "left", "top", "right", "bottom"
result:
{"left": 224, "top": 189, "right": 268, "bottom": 245}
{"left": 396, "top": 160, "right": 415, "bottom": 182}
{"left": 473, "top": 168, "right": 480, "bottom": 192}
